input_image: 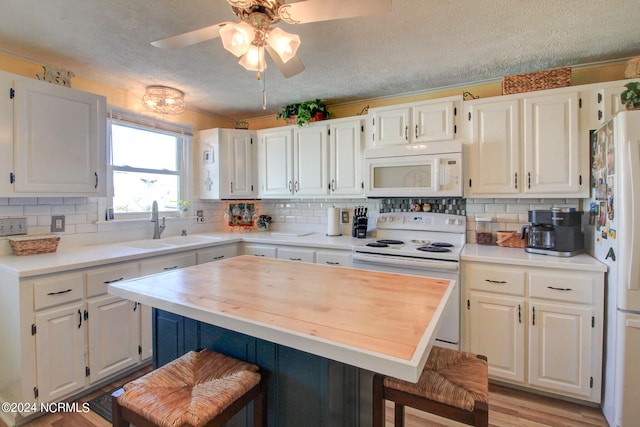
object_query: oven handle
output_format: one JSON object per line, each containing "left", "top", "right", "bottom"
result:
{"left": 352, "top": 252, "right": 459, "bottom": 271}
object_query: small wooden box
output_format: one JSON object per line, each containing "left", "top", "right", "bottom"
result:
{"left": 496, "top": 231, "right": 526, "bottom": 248}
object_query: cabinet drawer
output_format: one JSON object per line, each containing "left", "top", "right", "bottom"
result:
{"left": 86, "top": 263, "right": 139, "bottom": 298}
{"left": 466, "top": 263, "right": 525, "bottom": 295}
{"left": 242, "top": 244, "right": 277, "bottom": 258}
{"left": 196, "top": 245, "right": 238, "bottom": 264}
{"left": 316, "top": 250, "right": 352, "bottom": 267}
{"left": 139, "top": 252, "right": 196, "bottom": 276}
{"left": 33, "top": 273, "right": 84, "bottom": 310}
{"left": 528, "top": 271, "right": 594, "bottom": 304}
{"left": 277, "top": 247, "right": 315, "bottom": 263}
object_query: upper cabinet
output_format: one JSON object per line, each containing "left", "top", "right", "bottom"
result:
{"left": 366, "top": 96, "right": 461, "bottom": 148}
{"left": 465, "top": 88, "right": 586, "bottom": 198}
{"left": 0, "top": 71, "right": 106, "bottom": 197}
{"left": 257, "top": 117, "right": 364, "bottom": 198}
{"left": 198, "top": 128, "right": 257, "bottom": 200}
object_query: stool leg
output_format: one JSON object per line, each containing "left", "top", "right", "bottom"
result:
{"left": 372, "top": 374, "right": 385, "bottom": 427}
{"left": 111, "top": 388, "right": 130, "bottom": 427}
{"left": 394, "top": 403, "right": 404, "bottom": 427}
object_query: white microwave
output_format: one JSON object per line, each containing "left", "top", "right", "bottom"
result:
{"left": 364, "top": 142, "right": 463, "bottom": 198}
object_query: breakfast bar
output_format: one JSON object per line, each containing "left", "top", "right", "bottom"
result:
{"left": 108, "top": 255, "right": 454, "bottom": 427}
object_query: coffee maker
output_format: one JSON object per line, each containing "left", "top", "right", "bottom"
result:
{"left": 521, "top": 208, "right": 584, "bottom": 257}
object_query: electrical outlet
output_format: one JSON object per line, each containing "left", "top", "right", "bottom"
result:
{"left": 51, "top": 215, "right": 65, "bottom": 232}
{"left": 341, "top": 211, "right": 350, "bottom": 224}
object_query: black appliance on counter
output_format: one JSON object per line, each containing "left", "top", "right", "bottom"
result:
{"left": 521, "top": 209, "right": 584, "bottom": 257}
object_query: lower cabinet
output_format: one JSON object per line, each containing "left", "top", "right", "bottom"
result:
{"left": 463, "top": 261, "right": 604, "bottom": 403}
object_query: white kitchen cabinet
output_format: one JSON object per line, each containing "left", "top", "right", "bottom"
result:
{"left": 277, "top": 247, "right": 316, "bottom": 263}
{"left": 34, "top": 301, "right": 86, "bottom": 403}
{"left": 198, "top": 128, "right": 257, "bottom": 199}
{"left": 196, "top": 244, "right": 238, "bottom": 264}
{"left": 85, "top": 262, "right": 141, "bottom": 383}
{"left": 366, "top": 96, "right": 460, "bottom": 148}
{"left": 465, "top": 89, "right": 587, "bottom": 198}
{"left": 465, "top": 98, "right": 520, "bottom": 195}
{"left": 139, "top": 252, "right": 196, "bottom": 276}
{"left": 293, "top": 125, "right": 329, "bottom": 196}
{"left": 258, "top": 127, "right": 295, "bottom": 197}
{"left": 316, "top": 249, "right": 353, "bottom": 267}
{"left": 463, "top": 261, "right": 604, "bottom": 403}
{"left": 241, "top": 243, "right": 277, "bottom": 258}
{"left": 258, "top": 117, "right": 365, "bottom": 198}
{"left": 329, "top": 117, "right": 364, "bottom": 196}
{"left": 31, "top": 272, "right": 86, "bottom": 404}
{"left": 0, "top": 72, "right": 106, "bottom": 197}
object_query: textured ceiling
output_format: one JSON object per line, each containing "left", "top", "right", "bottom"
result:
{"left": 1, "top": 0, "right": 639, "bottom": 120}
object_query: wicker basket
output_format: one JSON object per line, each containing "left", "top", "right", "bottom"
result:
{"left": 8, "top": 234, "right": 60, "bottom": 256}
{"left": 502, "top": 67, "right": 571, "bottom": 95}
{"left": 496, "top": 231, "right": 526, "bottom": 248}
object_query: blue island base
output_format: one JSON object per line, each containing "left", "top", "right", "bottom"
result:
{"left": 153, "top": 308, "right": 374, "bottom": 427}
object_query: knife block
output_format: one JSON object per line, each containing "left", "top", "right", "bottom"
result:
{"left": 352, "top": 217, "right": 368, "bottom": 238}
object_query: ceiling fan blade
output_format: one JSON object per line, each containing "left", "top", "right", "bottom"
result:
{"left": 281, "top": 0, "right": 391, "bottom": 24}
{"left": 151, "top": 22, "right": 230, "bottom": 49}
{"left": 266, "top": 45, "right": 305, "bottom": 78}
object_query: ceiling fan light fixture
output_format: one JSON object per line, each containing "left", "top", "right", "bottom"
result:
{"left": 267, "top": 27, "right": 301, "bottom": 63}
{"left": 220, "top": 21, "right": 255, "bottom": 57}
{"left": 142, "top": 85, "right": 186, "bottom": 115}
{"left": 239, "top": 45, "right": 267, "bottom": 72}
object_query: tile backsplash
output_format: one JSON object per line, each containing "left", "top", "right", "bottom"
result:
{"left": 0, "top": 196, "right": 583, "bottom": 254}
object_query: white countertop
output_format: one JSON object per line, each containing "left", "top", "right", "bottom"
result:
{"left": 0, "top": 233, "right": 607, "bottom": 278}
{"left": 462, "top": 244, "right": 607, "bottom": 272}
{"left": 0, "top": 231, "right": 359, "bottom": 278}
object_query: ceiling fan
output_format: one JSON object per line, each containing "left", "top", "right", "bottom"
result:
{"left": 151, "top": 0, "right": 392, "bottom": 78}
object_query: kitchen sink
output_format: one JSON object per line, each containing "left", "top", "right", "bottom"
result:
{"left": 162, "top": 235, "right": 223, "bottom": 245}
{"left": 123, "top": 240, "right": 176, "bottom": 250}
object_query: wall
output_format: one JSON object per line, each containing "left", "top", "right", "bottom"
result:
{"left": 0, "top": 52, "right": 631, "bottom": 254}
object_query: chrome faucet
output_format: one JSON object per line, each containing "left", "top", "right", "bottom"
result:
{"left": 151, "top": 200, "right": 166, "bottom": 239}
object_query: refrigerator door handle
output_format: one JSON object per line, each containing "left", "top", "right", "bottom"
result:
{"left": 624, "top": 135, "right": 640, "bottom": 290}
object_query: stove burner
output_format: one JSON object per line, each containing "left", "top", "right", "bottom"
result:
{"left": 430, "top": 242, "right": 454, "bottom": 248}
{"left": 417, "top": 246, "right": 452, "bottom": 253}
{"left": 366, "top": 242, "right": 389, "bottom": 247}
{"left": 377, "top": 239, "right": 404, "bottom": 245}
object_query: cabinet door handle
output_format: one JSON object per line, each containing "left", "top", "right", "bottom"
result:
{"left": 163, "top": 266, "right": 178, "bottom": 270}
{"left": 94, "top": 172, "right": 99, "bottom": 189}
{"left": 253, "top": 254, "right": 265, "bottom": 257}
{"left": 485, "top": 279, "right": 507, "bottom": 284}
{"left": 532, "top": 306, "right": 536, "bottom": 326}
{"left": 547, "top": 286, "right": 572, "bottom": 291}
{"left": 213, "top": 255, "right": 225, "bottom": 260}
{"left": 47, "top": 288, "right": 73, "bottom": 296}
{"left": 528, "top": 172, "right": 531, "bottom": 189}
{"left": 518, "top": 304, "right": 522, "bottom": 323}
{"left": 330, "top": 179, "right": 335, "bottom": 192}
{"left": 230, "top": 182, "right": 234, "bottom": 193}
{"left": 288, "top": 180, "right": 293, "bottom": 193}
{"left": 325, "top": 261, "right": 340, "bottom": 265}
{"left": 289, "top": 257, "right": 302, "bottom": 261}
{"left": 133, "top": 302, "right": 139, "bottom": 311}
{"left": 514, "top": 172, "right": 518, "bottom": 190}
{"left": 78, "top": 309, "right": 83, "bottom": 328}
{"left": 295, "top": 181, "right": 299, "bottom": 192}
{"left": 404, "top": 126, "right": 408, "bottom": 140}
{"left": 103, "top": 277, "right": 124, "bottom": 284}
{"left": 415, "top": 124, "right": 418, "bottom": 139}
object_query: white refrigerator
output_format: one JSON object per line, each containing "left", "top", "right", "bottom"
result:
{"left": 588, "top": 110, "right": 640, "bottom": 427}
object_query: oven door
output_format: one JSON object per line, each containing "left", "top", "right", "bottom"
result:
{"left": 351, "top": 252, "right": 460, "bottom": 349}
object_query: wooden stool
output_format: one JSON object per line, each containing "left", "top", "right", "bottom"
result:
{"left": 112, "top": 349, "right": 266, "bottom": 427}
{"left": 373, "top": 346, "right": 489, "bottom": 427}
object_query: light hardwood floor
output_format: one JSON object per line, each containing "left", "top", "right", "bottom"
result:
{"left": 1, "top": 374, "right": 609, "bottom": 427}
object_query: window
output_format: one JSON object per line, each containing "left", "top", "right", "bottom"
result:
{"left": 109, "top": 118, "right": 191, "bottom": 215}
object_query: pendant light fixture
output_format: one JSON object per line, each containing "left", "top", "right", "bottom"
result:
{"left": 142, "top": 85, "right": 186, "bottom": 115}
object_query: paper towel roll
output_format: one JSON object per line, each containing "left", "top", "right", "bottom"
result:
{"left": 327, "top": 207, "right": 341, "bottom": 236}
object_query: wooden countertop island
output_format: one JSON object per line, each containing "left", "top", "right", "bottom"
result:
{"left": 108, "top": 255, "right": 455, "bottom": 426}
